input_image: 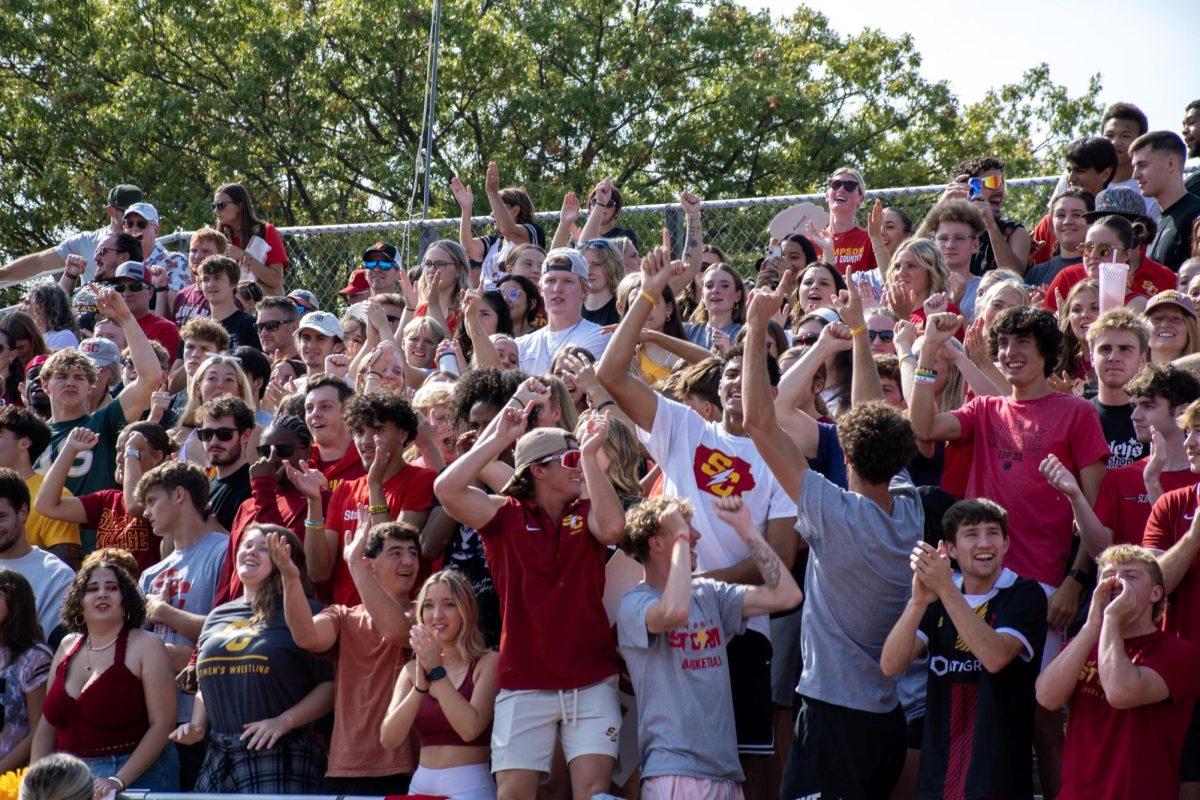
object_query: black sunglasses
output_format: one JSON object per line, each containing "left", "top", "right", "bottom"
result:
{"left": 109, "top": 282, "right": 148, "bottom": 293}
{"left": 795, "top": 332, "right": 820, "bottom": 346}
{"left": 589, "top": 198, "right": 617, "bottom": 208}
{"left": 211, "top": 201, "right": 232, "bottom": 211}
{"left": 197, "top": 426, "right": 239, "bottom": 443}
{"left": 828, "top": 179, "right": 859, "bottom": 193}
{"left": 255, "top": 319, "right": 291, "bottom": 333}
{"left": 867, "top": 330, "right": 895, "bottom": 343}
{"left": 124, "top": 219, "right": 150, "bottom": 230}
{"left": 256, "top": 443, "right": 296, "bottom": 459}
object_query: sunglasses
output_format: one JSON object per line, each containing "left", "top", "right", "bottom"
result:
{"left": 579, "top": 239, "right": 613, "bottom": 251}
{"left": 363, "top": 260, "right": 397, "bottom": 271}
{"left": 256, "top": 443, "right": 296, "bottom": 459}
{"left": 197, "top": 426, "right": 239, "bottom": 443}
{"left": 538, "top": 449, "right": 582, "bottom": 470}
{"left": 588, "top": 198, "right": 617, "bottom": 208}
{"left": 123, "top": 219, "right": 150, "bottom": 230}
{"left": 967, "top": 175, "right": 1005, "bottom": 190}
{"left": 1080, "top": 242, "right": 1122, "bottom": 258}
{"left": 867, "top": 330, "right": 895, "bottom": 343}
{"left": 795, "top": 332, "right": 820, "bottom": 346}
{"left": 385, "top": 314, "right": 402, "bottom": 324}
{"left": 108, "top": 282, "right": 148, "bottom": 293}
{"left": 95, "top": 247, "right": 117, "bottom": 258}
{"left": 120, "top": 357, "right": 135, "bottom": 370}
{"left": 211, "top": 201, "right": 232, "bottom": 211}
{"left": 255, "top": 319, "right": 291, "bottom": 333}
{"left": 828, "top": 179, "right": 859, "bottom": 193}
{"left": 421, "top": 261, "right": 453, "bottom": 272}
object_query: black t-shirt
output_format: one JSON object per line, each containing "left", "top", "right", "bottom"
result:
{"left": 916, "top": 574, "right": 1047, "bottom": 800}
{"left": 600, "top": 226, "right": 640, "bottom": 252}
{"left": 1092, "top": 397, "right": 1144, "bottom": 468}
{"left": 970, "top": 217, "right": 1023, "bottom": 276}
{"left": 444, "top": 524, "right": 500, "bottom": 649}
{"left": 581, "top": 296, "right": 620, "bottom": 326}
{"left": 220, "top": 310, "right": 262, "bottom": 351}
{"left": 208, "top": 463, "right": 252, "bottom": 531}
{"left": 1025, "top": 254, "right": 1083, "bottom": 286}
{"left": 1185, "top": 171, "right": 1200, "bottom": 197}
{"left": 1149, "top": 192, "right": 1200, "bottom": 271}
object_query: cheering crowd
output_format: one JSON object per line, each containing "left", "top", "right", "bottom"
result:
{"left": 2, "top": 98, "right": 1200, "bottom": 800}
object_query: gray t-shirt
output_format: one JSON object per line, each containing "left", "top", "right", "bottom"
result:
{"left": 4, "top": 548, "right": 74, "bottom": 640}
{"left": 618, "top": 578, "right": 748, "bottom": 782}
{"left": 55, "top": 225, "right": 110, "bottom": 283}
{"left": 139, "top": 530, "right": 229, "bottom": 722}
{"left": 794, "top": 470, "right": 922, "bottom": 713}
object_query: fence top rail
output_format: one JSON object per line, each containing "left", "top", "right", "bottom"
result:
{"left": 157, "top": 175, "right": 1062, "bottom": 245}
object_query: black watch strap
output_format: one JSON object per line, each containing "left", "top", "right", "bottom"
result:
{"left": 424, "top": 666, "right": 447, "bottom": 683}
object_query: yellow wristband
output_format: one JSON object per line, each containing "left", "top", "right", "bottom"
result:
{"left": 849, "top": 323, "right": 868, "bottom": 337}
{"left": 368, "top": 504, "right": 390, "bottom": 516}
{"left": 639, "top": 290, "right": 658, "bottom": 308}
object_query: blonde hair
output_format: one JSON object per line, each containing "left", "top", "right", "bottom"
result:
{"left": 576, "top": 412, "right": 642, "bottom": 498}
{"left": 402, "top": 315, "right": 449, "bottom": 344}
{"left": 40, "top": 348, "right": 97, "bottom": 386}
{"left": 579, "top": 240, "right": 624, "bottom": 295}
{"left": 887, "top": 238, "right": 948, "bottom": 296}
{"left": 417, "top": 240, "right": 469, "bottom": 313}
{"left": 19, "top": 753, "right": 93, "bottom": 800}
{"left": 179, "top": 355, "right": 257, "bottom": 428}
{"left": 415, "top": 571, "right": 489, "bottom": 662}
{"left": 1098, "top": 544, "right": 1167, "bottom": 623}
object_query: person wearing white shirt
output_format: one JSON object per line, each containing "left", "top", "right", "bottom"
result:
{"left": 517, "top": 248, "right": 610, "bottom": 375}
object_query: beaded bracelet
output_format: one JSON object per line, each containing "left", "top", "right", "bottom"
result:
{"left": 304, "top": 518, "right": 325, "bottom": 529}
{"left": 913, "top": 367, "right": 938, "bottom": 384}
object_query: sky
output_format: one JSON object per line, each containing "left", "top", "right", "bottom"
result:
{"left": 740, "top": 0, "right": 1197, "bottom": 164}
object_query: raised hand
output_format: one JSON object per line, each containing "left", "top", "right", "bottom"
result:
{"left": 832, "top": 286, "right": 865, "bottom": 330}
{"left": 1039, "top": 454, "right": 1082, "bottom": 499}
{"left": 449, "top": 176, "right": 474, "bottom": 210}
{"left": 485, "top": 162, "right": 501, "bottom": 195}
{"left": 579, "top": 410, "right": 610, "bottom": 458}
{"left": 149, "top": 264, "right": 168, "bottom": 289}
{"left": 639, "top": 228, "right": 677, "bottom": 298}
{"left": 886, "top": 283, "right": 917, "bottom": 320}
{"left": 64, "top": 427, "right": 100, "bottom": 453}
{"left": 344, "top": 501, "right": 372, "bottom": 567}
{"left": 679, "top": 189, "right": 701, "bottom": 216}
{"left": 64, "top": 254, "right": 87, "bottom": 279}
{"left": 266, "top": 531, "right": 302, "bottom": 581}
{"left": 560, "top": 192, "right": 580, "bottom": 226}
{"left": 397, "top": 265, "right": 419, "bottom": 308}
{"left": 324, "top": 353, "right": 350, "bottom": 379}
{"left": 711, "top": 494, "right": 751, "bottom": 533}
{"left": 893, "top": 319, "right": 919, "bottom": 356}
{"left": 1144, "top": 425, "right": 1167, "bottom": 484}
{"left": 495, "top": 400, "right": 533, "bottom": 444}
{"left": 819, "top": 321, "right": 854, "bottom": 352}
{"left": 923, "top": 291, "right": 949, "bottom": 318}
{"left": 710, "top": 326, "right": 731, "bottom": 355}
{"left": 923, "top": 313, "right": 961, "bottom": 347}
{"left": 867, "top": 200, "right": 885, "bottom": 241}
{"left": 367, "top": 434, "right": 392, "bottom": 486}
{"left": 557, "top": 352, "right": 599, "bottom": 396}
{"left": 284, "top": 462, "right": 327, "bottom": 501}
{"left": 94, "top": 286, "right": 133, "bottom": 322}
{"left": 249, "top": 456, "right": 276, "bottom": 481}
{"left": 963, "top": 318, "right": 990, "bottom": 365}
{"left": 593, "top": 176, "right": 613, "bottom": 207}
{"left": 946, "top": 272, "right": 968, "bottom": 306}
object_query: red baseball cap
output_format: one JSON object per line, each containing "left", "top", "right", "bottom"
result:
{"left": 24, "top": 355, "right": 50, "bottom": 377}
{"left": 338, "top": 269, "right": 369, "bottom": 296}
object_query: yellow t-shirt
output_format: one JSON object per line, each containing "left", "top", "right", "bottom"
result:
{"left": 24, "top": 473, "right": 81, "bottom": 549}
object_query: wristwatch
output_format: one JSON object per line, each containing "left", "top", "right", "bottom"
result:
{"left": 154, "top": 286, "right": 168, "bottom": 292}
{"left": 424, "top": 666, "right": 447, "bottom": 684}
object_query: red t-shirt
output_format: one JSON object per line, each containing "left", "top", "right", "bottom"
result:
{"left": 1059, "top": 630, "right": 1200, "bottom": 800}
{"left": 1030, "top": 212, "right": 1055, "bottom": 266}
{"left": 909, "top": 302, "right": 965, "bottom": 341}
{"left": 951, "top": 392, "right": 1110, "bottom": 586}
{"left": 1096, "top": 466, "right": 1195, "bottom": 547}
{"left": 478, "top": 496, "right": 620, "bottom": 691}
{"left": 232, "top": 223, "right": 289, "bottom": 268}
{"left": 312, "top": 446, "right": 366, "bottom": 493}
{"left": 1144, "top": 483, "right": 1200, "bottom": 646}
{"left": 136, "top": 313, "right": 181, "bottom": 362}
{"left": 79, "top": 489, "right": 160, "bottom": 576}
{"left": 1044, "top": 255, "right": 1177, "bottom": 312}
{"left": 830, "top": 226, "right": 877, "bottom": 276}
{"left": 324, "top": 465, "right": 436, "bottom": 606}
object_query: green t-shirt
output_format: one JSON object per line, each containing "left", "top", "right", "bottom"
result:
{"left": 37, "top": 400, "right": 128, "bottom": 500}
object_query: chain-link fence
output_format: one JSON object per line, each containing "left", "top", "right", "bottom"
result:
{"left": 147, "top": 176, "right": 1059, "bottom": 311}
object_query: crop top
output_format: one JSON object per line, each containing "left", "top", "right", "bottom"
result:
{"left": 414, "top": 662, "right": 491, "bottom": 748}
{"left": 42, "top": 628, "right": 150, "bottom": 757}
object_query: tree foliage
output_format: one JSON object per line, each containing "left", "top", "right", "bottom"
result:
{"left": 0, "top": 0, "right": 1101, "bottom": 259}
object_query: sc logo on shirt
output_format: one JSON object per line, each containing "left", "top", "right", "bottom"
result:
{"left": 692, "top": 445, "right": 756, "bottom": 497}
{"left": 36, "top": 447, "right": 93, "bottom": 478}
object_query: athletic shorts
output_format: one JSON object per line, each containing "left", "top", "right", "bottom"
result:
{"left": 1181, "top": 701, "right": 1200, "bottom": 783}
{"left": 769, "top": 607, "right": 803, "bottom": 709}
{"left": 780, "top": 695, "right": 905, "bottom": 800}
{"left": 491, "top": 676, "right": 621, "bottom": 774}
{"left": 727, "top": 629, "right": 774, "bottom": 756}
{"left": 642, "top": 775, "right": 745, "bottom": 800}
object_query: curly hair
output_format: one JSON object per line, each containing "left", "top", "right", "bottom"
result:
{"left": 1124, "top": 363, "right": 1200, "bottom": 409}
{"left": 28, "top": 281, "right": 80, "bottom": 340}
{"left": 41, "top": 348, "right": 98, "bottom": 386}
{"left": 449, "top": 367, "right": 523, "bottom": 429}
{"left": 918, "top": 199, "right": 987, "bottom": 239}
{"left": 989, "top": 306, "right": 1062, "bottom": 377}
{"left": 60, "top": 560, "right": 146, "bottom": 633}
{"left": 345, "top": 391, "right": 420, "bottom": 446}
{"left": 949, "top": 156, "right": 1005, "bottom": 180}
{"left": 837, "top": 401, "right": 917, "bottom": 484}
{"left": 180, "top": 317, "right": 231, "bottom": 351}
{"left": 622, "top": 495, "right": 695, "bottom": 562}
{"left": 198, "top": 393, "right": 256, "bottom": 431}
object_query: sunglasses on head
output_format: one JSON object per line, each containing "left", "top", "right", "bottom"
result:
{"left": 255, "top": 319, "right": 290, "bottom": 333}
{"left": 197, "top": 426, "right": 239, "bottom": 443}
{"left": 108, "top": 282, "right": 147, "bottom": 293}
{"left": 364, "top": 260, "right": 397, "bottom": 271}
{"left": 123, "top": 219, "right": 150, "bottom": 231}
{"left": 828, "top": 179, "right": 859, "bottom": 193}
{"left": 538, "top": 449, "right": 582, "bottom": 470}
{"left": 211, "top": 201, "right": 232, "bottom": 211}
{"left": 256, "top": 443, "right": 296, "bottom": 459}
{"left": 579, "top": 239, "right": 613, "bottom": 251}
{"left": 795, "top": 332, "right": 820, "bottom": 346}
{"left": 867, "top": 330, "right": 895, "bottom": 343}
{"left": 1080, "top": 242, "right": 1121, "bottom": 258}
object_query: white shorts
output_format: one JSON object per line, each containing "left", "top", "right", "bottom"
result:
{"left": 409, "top": 763, "right": 496, "bottom": 799}
{"left": 491, "top": 676, "right": 621, "bottom": 774}
{"left": 641, "top": 775, "right": 745, "bottom": 800}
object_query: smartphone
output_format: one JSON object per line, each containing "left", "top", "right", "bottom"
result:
{"left": 968, "top": 178, "right": 983, "bottom": 198}
{"left": 763, "top": 246, "right": 782, "bottom": 258}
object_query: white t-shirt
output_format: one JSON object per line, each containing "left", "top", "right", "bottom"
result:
{"left": 638, "top": 394, "right": 797, "bottom": 637}
{"left": 4, "top": 547, "right": 74, "bottom": 639}
{"left": 43, "top": 330, "right": 80, "bottom": 351}
{"left": 517, "top": 317, "right": 610, "bottom": 376}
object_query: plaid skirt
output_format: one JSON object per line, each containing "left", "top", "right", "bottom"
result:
{"left": 195, "top": 730, "right": 327, "bottom": 794}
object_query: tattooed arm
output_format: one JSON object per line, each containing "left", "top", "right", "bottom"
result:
{"left": 711, "top": 496, "right": 803, "bottom": 616}
{"left": 670, "top": 190, "right": 704, "bottom": 297}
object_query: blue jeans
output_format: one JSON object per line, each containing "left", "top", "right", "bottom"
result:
{"left": 81, "top": 742, "right": 180, "bottom": 791}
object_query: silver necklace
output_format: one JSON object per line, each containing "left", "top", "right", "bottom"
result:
{"left": 87, "top": 633, "right": 120, "bottom": 652}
